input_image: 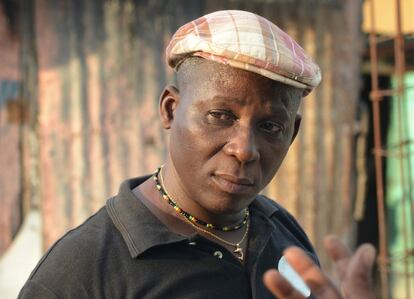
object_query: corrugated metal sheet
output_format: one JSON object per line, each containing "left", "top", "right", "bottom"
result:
{"left": 8, "top": 0, "right": 363, "bottom": 270}
{"left": 34, "top": 0, "right": 191, "bottom": 247}
{"left": 0, "top": 2, "right": 22, "bottom": 255}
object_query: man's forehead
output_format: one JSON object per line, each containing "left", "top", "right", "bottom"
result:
{"left": 179, "top": 58, "right": 300, "bottom": 96}
{"left": 166, "top": 10, "right": 321, "bottom": 97}
{"left": 178, "top": 60, "right": 301, "bottom": 113}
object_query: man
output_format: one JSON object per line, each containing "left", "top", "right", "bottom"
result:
{"left": 19, "top": 10, "right": 373, "bottom": 298}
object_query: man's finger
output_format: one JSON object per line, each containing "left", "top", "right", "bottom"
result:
{"left": 283, "top": 247, "right": 343, "bottom": 299}
{"left": 323, "top": 235, "right": 351, "bottom": 261}
{"left": 348, "top": 243, "right": 376, "bottom": 276}
{"left": 342, "top": 243, "right": 376, "bottom": 299}
{"left": 323, "top": 235, "right": 351, "bottom": 280}
{"left": 263, "top": 269, "right": 307, "bottom": 299}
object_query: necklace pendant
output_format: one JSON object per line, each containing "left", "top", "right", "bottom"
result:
{"left": 234, "top": 246, "right": 244, "bottom": 260}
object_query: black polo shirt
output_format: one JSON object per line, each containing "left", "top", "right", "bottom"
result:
{"left": 19, "top": 176, "right": 318, "bottom": 299}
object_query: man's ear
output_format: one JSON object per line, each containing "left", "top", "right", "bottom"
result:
{"left": 159, "top": 85, "right": 180, "bottom": 129}
{"left": 290, "top": 114, "right": 302, "bottom": 145}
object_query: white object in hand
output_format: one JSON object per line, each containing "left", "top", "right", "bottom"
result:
{"left": 277, "top": 255, "right": 311, "bottom": 297}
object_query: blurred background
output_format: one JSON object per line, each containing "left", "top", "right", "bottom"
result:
{"left": 0, "top": 0, "right": 413, "bottom": 298}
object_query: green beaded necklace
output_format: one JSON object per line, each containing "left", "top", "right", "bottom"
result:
{"left": 153, "top": 166, "right": 249, "bottom": 232}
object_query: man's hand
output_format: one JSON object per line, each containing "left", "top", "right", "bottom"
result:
{"left": 263, "top": 235, "right": 376, "bottom": 299}
{"left": 324, "top": 235, "right": 376, "bottom": 299}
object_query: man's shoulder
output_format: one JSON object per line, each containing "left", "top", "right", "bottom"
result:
{"left": 19, "top": 204, "right": 129, "bottom": 298}
{"left": 28, "top": 208, "right": 118, "bottom": 274}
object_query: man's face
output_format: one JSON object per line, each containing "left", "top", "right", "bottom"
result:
{"left": 161, "top": 60, "right": 301, "bottom": 217}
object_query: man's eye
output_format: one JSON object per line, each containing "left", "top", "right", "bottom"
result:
{"left": 260, "top": 121, "right": 284, "bottom": 135}
{"left": 207, "top": 110, "right": 235, "bottom": 123}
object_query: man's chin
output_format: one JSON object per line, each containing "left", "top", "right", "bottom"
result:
{"left": 200, "top": 196, "right": 254, "bottom": 218}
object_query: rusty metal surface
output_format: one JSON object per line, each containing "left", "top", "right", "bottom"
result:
{"left": 35, "top": 0, "right": 187, "bottom": 247}
{"left": 0, "top": 3, "right": 22, "bottom": 256}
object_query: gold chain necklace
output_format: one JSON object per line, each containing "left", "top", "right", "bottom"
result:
{"left": 182, "top": 212, "right": 249, "bottom": 261}
{"left": 158, "top": 167, "right": 250, "bottom": 261}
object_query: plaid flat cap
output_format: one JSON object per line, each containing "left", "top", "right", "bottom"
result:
{"left": 166, "top": 10, "right": 321, "bottom": 95}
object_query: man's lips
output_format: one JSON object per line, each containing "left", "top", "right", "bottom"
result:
{"left": 212, "top": 173, "right": 254, "bottom": 194}
{"left": 214, "top": 173, "right": 254, "bottom": 185}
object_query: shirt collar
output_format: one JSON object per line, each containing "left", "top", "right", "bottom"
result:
{"left": 106, "top": 176, "right": 279, "bottom": 259}
{"left": 106, "top": 176, "right": 188, "bottom": 258}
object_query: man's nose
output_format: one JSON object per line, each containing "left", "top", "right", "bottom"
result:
{"left": 223, "top": 126, "right": 260, "bottom": 163}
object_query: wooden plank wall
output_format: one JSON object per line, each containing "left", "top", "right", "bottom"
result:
{"left": 22, "top": 0, "right": 362, "bottom": 268}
